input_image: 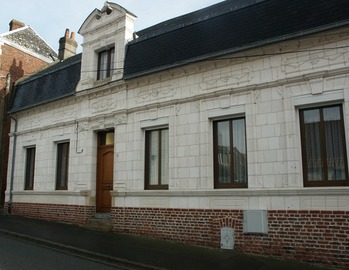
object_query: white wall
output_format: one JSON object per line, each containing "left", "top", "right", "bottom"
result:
{"left": 6, "top": 28, "right": 349, "bottom": 211}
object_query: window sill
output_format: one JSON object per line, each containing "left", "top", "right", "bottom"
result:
{"left": 93, "top": 77, "right": 112, "bottom": 87}
{"left": 112, "top": 187, "right": 349, "bottom": 198}
{"left": 11, "top": 190, "right": 91, "bottom": 196}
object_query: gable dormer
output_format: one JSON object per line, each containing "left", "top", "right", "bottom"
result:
{"left": 77, "top": 2, "right": 136, "bottom": 91}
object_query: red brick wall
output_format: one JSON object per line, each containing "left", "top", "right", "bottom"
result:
{"left": 4, "top": 202, "right": 348, "bottom": 268}
{"left": 0, "top": 43, "right": 49, "bottom": 88}
{"left": 5, "top": 202, "right": 95, "bottom": 224}
{"left": 0, "top": 44, "right": 51, "bottom": 210}
{"left": 111, "top": 207, "right": 349, "bottom": 268}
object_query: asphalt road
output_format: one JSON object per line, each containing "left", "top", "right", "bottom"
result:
{"left": 0, "top": 215, "right": 336, "bottom": 270}
{"left": 0, "top": 234, "right": 121, "bottom": 270}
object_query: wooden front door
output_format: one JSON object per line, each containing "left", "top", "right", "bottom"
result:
{"left": 96, "top": 131, "right": 114, "bottom": 212}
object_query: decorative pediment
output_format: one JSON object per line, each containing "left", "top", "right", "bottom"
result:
{"left": 78, "top": 2, "right": 136, "bottom": 35}
{"left": 77, "top": 2, "right": 137, "bottom": 92}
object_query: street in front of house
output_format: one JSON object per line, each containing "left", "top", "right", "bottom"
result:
{"left": 0, "top": 215, "right": 335, "bottom": 270}
{"left": 0, "top": 234, "right": 121, "bottom": 270}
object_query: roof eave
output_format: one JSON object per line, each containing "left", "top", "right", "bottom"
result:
{"left": 8, "top": 92, "right": 76, "bottom": 115}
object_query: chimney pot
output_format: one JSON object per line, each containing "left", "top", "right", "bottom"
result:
{"left": 58, "top": 28, "right": 78, "bottom": 61}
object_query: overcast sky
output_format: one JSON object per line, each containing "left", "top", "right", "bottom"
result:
{"left": 1, "top": 0, "right": 223, "bottom": 52}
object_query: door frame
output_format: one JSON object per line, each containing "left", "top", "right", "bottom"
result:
{"left": 96, "top": 130, "right": 115, "bottom": 213}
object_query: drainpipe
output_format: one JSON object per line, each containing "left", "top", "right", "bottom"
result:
{"left": 7, "top": 115, "right": 17, "bottom": 214}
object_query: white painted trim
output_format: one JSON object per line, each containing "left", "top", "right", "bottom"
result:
{"left": 22, "top": 140, "right": 36, "bottom": 148}
{"left": 12, "top": 190, "right": 90, "bottom": 196}
{"left": 293, "top": 90, "right": 344, "bottom": 108}
{"left": 207, "top": 105, "right": 245, "bottom": 119}
{"left": 112, "top": 187, "right": 349, "bottom": 197}
{"left": 53, "top": 135, "right": 71, "bottom": 143}
{"left": 140, "top": 117, "right": 169, "bottom": 129}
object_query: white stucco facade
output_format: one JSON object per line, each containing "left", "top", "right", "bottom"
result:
{"left": 5, "top": 3, "right": 349, "bottom": 266}
{"left": 6, "top": 23, "right": 349, "bottom": 212}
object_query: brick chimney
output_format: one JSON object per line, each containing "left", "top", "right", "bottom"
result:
{"left": 9, "top": 19, "right": 25, "bottom": 31}
{"left": 58, "top": 29, "right": 78, "bottom": 60}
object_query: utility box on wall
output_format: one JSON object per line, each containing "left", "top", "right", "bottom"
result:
{"left": 243, "top": 210, "right": 268, "bottom": 234}
{"left": 221, "top": 227, "right": 235, "bottom": 250}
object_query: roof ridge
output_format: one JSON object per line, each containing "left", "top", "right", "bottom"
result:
{"left": 124, "top": 0, "right": 349, "bottom": 78}
{"left": 26, "top": 26, "right": 58, "bottom": 55}
{"left": 1, "top": 26, "right": 58, "bottom": 61}
{"left": 133, "top": 0, "right": 265, "bottom": 43}
{"left": 0, "top": 25, "right": 29, "bottom": 37}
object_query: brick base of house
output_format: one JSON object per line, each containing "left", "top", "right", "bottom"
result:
{"left": 4, "top": 203, "right": 348, "bottom": 268}
{"left": 4, "top": 202, "right": 95, "bottom": 224}
{"left": 111, "top": 207, "right": 349, "bottom": 268}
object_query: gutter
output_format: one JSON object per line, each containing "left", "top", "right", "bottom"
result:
{"left": 7, "top": 115, "right": 17, "bottom": 214}
{"left": 8, "top": 92, "right": 76, "bottom": 114}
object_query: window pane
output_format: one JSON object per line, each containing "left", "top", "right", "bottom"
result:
{"left": 98, "top": 51, "right": 108, "bottom": 80}
{"left": 214, "top": 118, "right": 248, "bottom": 188}
{"left": 161, "top": 129, "right": 169, "bottom": 185}
{"left": 145, "top": 128, "right": 169, "bottom": 189}
{"left": 303, "top": 109, "right": 323, "bottom": 181}
{"left": 301, "top": 105, "right": 349, "bottom": 186}
{"left": 217, "top": 121, "right": 231, "bottom": 184}
{"left": 98, "top": 48, "right": 115, "bottom": 80}
{"left": 323, "top": 107, "right": 346, "bottom": 180}
{"left": 110, "top": 48, "right": 115, "bottom": 76}
{"left": 56, "top": 142, "right": 69, "bottom": 190}
{"left": 105, "top": 132, "right": 115, "bottom": 145}
{"left": 99, "top": 132, "right": 114, "bottom": 146}
{"left": 303, "top": 109, "right": 320, "bottom": 123}
{"left": 148, "top": 131, "right": 159, "bottom": 185}
{"left": 25, "top": 147, "right": 36, "bottom": 190}
{"left": 232, "top": 119, "right": 247, "bottom": 184}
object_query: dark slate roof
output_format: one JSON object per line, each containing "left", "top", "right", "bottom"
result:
{"left": 9, "top": 0, "right": 349, "bottom": 113}
{"left": 9, "top": 54, "right": 81, "bottom": 113}
{"left": 2, "top": 26, "right": 57, "bottom": 60}
{"left": 124, "top": 0, "right": 349, "bottom": 79}
{"left": 135, "top": 0, "right": 264, "bottom": 41}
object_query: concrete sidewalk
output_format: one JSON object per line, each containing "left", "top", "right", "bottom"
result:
{"left": 0, "top": 215, "right": 333, "bottom": 270}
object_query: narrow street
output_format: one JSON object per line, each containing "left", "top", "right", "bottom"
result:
{"left": 0, "top": 235, "right": 120, "bottom": 270}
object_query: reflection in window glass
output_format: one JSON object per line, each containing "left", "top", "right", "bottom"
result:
{"left": 214, "top": 118, "right": 247, "bottom": 188}
{"left": 145, "top": 128, "right": 169, "bottom": 189}
{"left": 97, "top": 47, "right": 115, "bottom": 80}
{"left": 99, "top": 131, "right": 115, "bottom": 146}
{"left": 300, "top": 105, "right": 348, "bottom": 186}
{"left": 25, "top": 147, "right": 36, "bottom": 190}
{"left": 56, "top": 142, "right": 69, "bottom": 190}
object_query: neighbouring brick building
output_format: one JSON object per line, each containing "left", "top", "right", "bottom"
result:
{"left": 5, "top": 1, "right": 349, "bottom": 268}
{"left": 0, "top": 20, "right": 57, "bottom": 207}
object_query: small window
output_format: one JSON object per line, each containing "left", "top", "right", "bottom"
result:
{"left": 213, "top": 117, "right": 247, "bottom": 188}
{"left": 145, "top": 128, "right": 169, "bottom": 190}
{"left": 99, "top": 131, "right": 115, "bottom": 146}
{"left": 56, "top": 142, "right": 70, "bottom": 190}
{"left": 300, "top": 105, "right": 349, "bottom": 187}
{"left": 24, "top": 147, "right": 36, "bottom": 190}
{"left": 97, "top": 47, "right": 115, "bottom": 80}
